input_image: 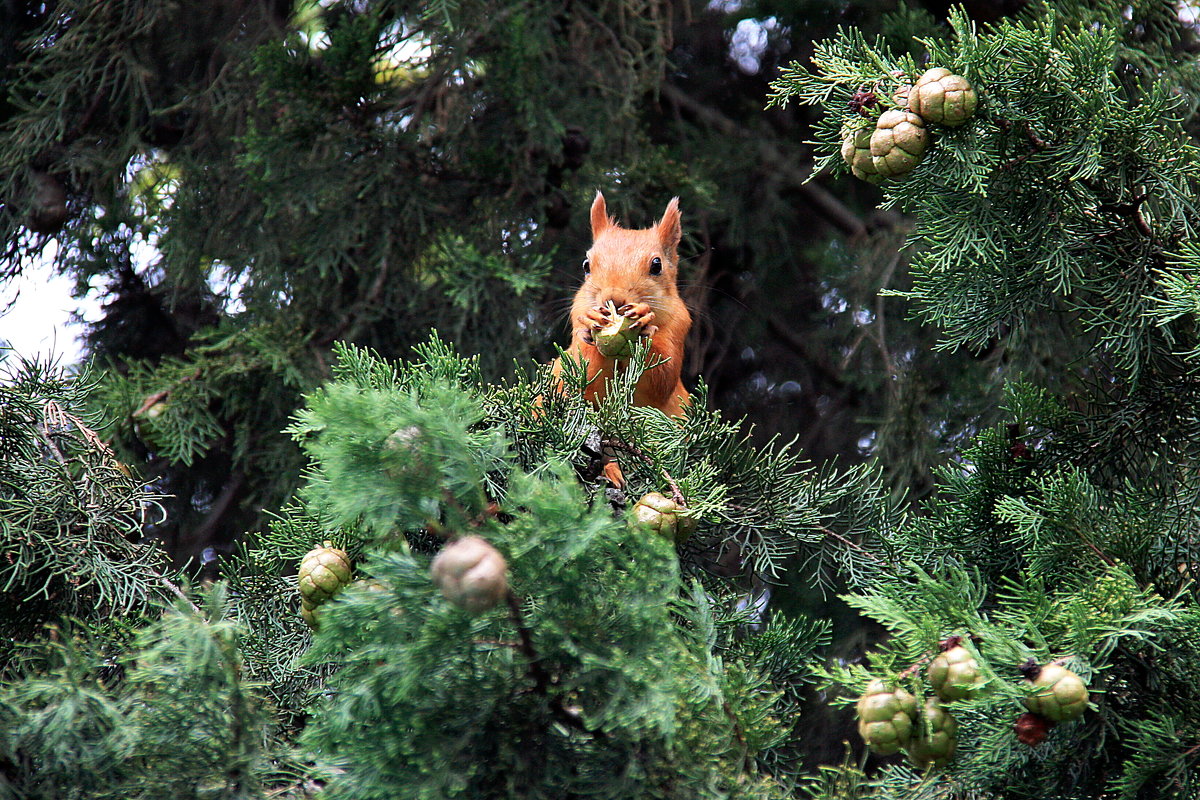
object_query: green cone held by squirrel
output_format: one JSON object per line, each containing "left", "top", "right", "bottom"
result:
{"left": 430, "top": 535, "right": 509, "bottom": 614}
{"left": 856, "top": 679, "right": 918, "bottom": 755}
{"left": 870, "top": 109, "right": 929, "bottom": 178}
{"left": 927, "top": 637, "right": 986, "bottom": 701}
{"left": 906, "top": 698, "right": 959, "bottom": 769}
{"left": 633, "top": 491, "right": 698, "bottom": 545}
{"left": 909, "top": 67, "right": 978, "bottom": 127}
{"left": 1020, "top": 660, "right": 1089, "bottom": 722}
{"left": 594, "top": 301, "right": 641, "bottom": 359}
{"left": 840, "top": 124, "right": 884, "bottom": 184}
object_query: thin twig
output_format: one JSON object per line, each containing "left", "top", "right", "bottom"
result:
{"left": 897, "top": 653, "right": 934, "bottom": 680}
{"left": 727, "top": 499, "right": 885, "bottom": 566}
{"left": 872, "top": 252, "right": 901, "bottom": 386}
{"left": 1086, "top": 180, "right": 1153, "bottom": 237}
{"left": 602, "top": 437, "right": 685, "bottom": 505}
{"left": 1080, "top": 537, "right": 1118, "bottom": 567}
{"left": 157, "top": 573, "right": 203, "bottom": 615}
{"left": 994, "top": 117, "right": 1050, "bottom": 173}
{"left": 722, "top": 698, "right": 755, "bottom": 773}
{"left": 131, "top": 370, "right": 200, "bottom": 418}
{"left": 1060, "top": 520, "right": 1117, "bottom": 567}
{"left": 819, "top": 525, "right": 886, "bottom": 565}
{"left": 34, "top": 425, "right": 68, "bottom": 466}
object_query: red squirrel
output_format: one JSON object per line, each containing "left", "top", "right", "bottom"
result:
{"left": 552, "top": 191, "right": 692, "bottom": 417}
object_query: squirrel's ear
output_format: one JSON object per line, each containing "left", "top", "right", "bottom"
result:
{"left": 590, "top": 191, "right": 611, "bottom": 239}
{"left": 657, "top": 197, "right": 682, "bottom": 254}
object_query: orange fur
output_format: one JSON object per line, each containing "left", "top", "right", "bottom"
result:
{"left": 552, "top": 192, "right": 691, "bottom": 416}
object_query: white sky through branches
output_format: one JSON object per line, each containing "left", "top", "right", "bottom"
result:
{"left": 1, "top": 246, "right": 91, "bottom": 365}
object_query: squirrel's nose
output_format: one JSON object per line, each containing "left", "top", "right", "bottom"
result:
{"left": 596, "top": 290, "right": 630, "bottom": 309}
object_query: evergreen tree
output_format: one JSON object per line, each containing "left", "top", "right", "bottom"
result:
{"left": 5, "top": 1, "right": 1200, "bottom": 799}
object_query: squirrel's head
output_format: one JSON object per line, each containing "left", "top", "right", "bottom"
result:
{"left": 580, "top": 191, "right": 683, "bottom": 314}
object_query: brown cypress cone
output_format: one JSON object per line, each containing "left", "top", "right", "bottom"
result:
{"left": 1014, "top": 711, "right": 1054, "bottom": 746}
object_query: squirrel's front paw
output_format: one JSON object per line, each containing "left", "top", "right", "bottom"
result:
{"left": 577, "top": 306, "right": 611, "bottom": 345}
{"left": 583, "top": 305, "right": 611, "bottom": 329}
{"left": 618, "top": 302, "right": 656, "bottom": 332}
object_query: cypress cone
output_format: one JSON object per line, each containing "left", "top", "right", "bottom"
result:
{"left": 856, "top": 679, "right": 918, "bottom": 755}
{"left": 840, "top": 124, "right": 884, "bottom": 184}
{"left": 1014, "top": 711, "right": 1054, "bottom": 746}
{"left": 927, "top": 638, "right": 985, "bottom": 701}
{"left": 298, "top": 542, "right": 353, "bottom": 607}
{"left": 1020, "top": 660, "right": 1089, "bottom": 722}
{"left": 870, "top": 109, "right": 929, "bottom": 178}
{"left": 908, "top": 67, "right": 978, "bottom": 127}
{"left": 633, "top": 491, "right": 698, "bottom": 545}
{"left": 902, "top": 700, "right": 960, "bottom": 767}
{"left": 906, "top": 698, "right": 959, "bottom": 769}
{"left": 431, "top": 536, "right": 509, "bottom": 614}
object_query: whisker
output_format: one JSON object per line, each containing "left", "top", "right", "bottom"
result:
{"left": 642, "top": 297, "right": 668, "bottom": 314}
{"left": 545, "top": 297, "right": 577, "bottom": 314}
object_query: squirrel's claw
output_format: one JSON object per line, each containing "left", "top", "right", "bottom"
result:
{"left": 619, "top": 302, "right": 652, "bottom": 317}
{"left": 626, "top": 305, "right": 656, "bottom": 332}
{"left": 584, "top": 307, "right": 610, "bottom": 328}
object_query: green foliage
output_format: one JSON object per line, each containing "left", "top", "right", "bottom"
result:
{"left": 93, "top": 323, "right": 314, "bottom": 468}
{"left": 0, "top": 0, "right": 693, "bottom": 564}
{"left": 769, "top": 11, "right": 1200, "bottom": 789}
{"left": 770, "top": 4, "right": 1200, "bottom": 377}
{"left": 814, "top": 439, "right": 1200, "bottom": 798}
{"left": 210, "top": 339, "right": 863, "bottom": 797}
{"left": 277, "top": 336, "right": 894, "bottom": 590}
{"left": 298, "top": 474, "right": 781, "bottom": 799}
{"left": 798, "top": 755, "right": 947, "bottom": 800}
{"left": 137, "top": 336, "right": 853, "bottom": 798}
{"left": 0, "top": 354, "right": 173, "bottom": 668}
{"left": 82, "top": 322, "right": 320, "bottom": 550}
{"left": 0, "top": 587, "right": 279, "bottom": 800}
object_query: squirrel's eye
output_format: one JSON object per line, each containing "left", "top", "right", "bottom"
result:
{"left": 649, "top": 256, "right": 663, "bottom": 276}
{"left": 582, "top": 257, "right": 591, "bottom": 275}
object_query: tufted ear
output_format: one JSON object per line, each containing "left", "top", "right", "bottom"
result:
{"left": 590, "top": 191, "right": 611, "bottom": 240}
{"left": 657, "top": 197, "right": 681, "bottom": 254}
